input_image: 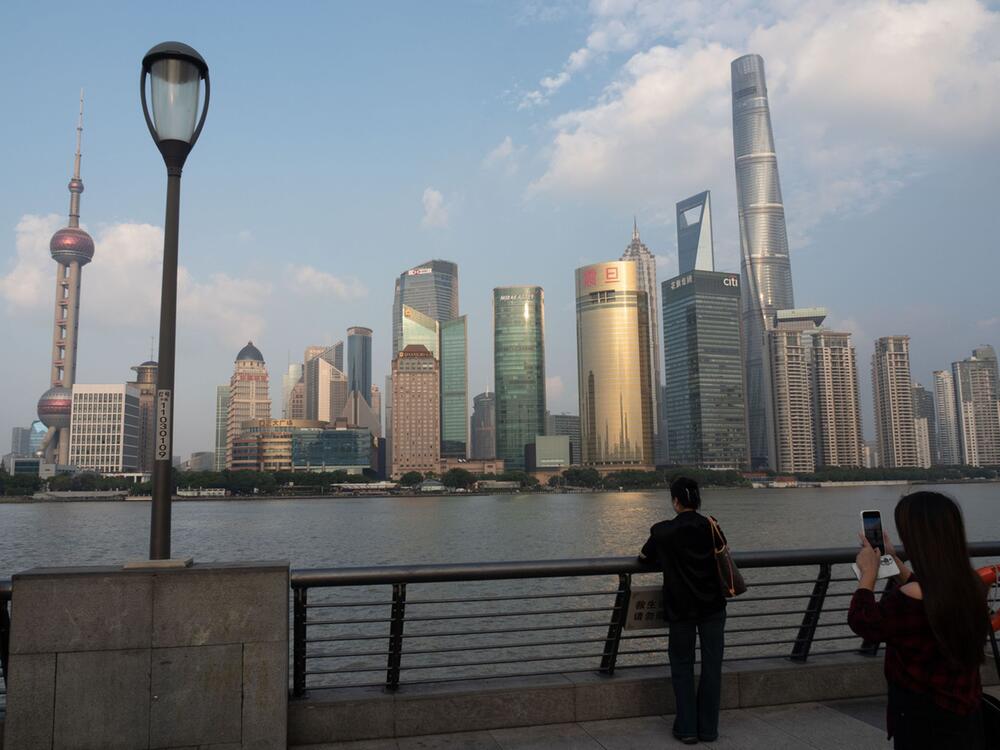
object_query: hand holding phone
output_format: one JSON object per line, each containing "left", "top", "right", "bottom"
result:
{"left": 853, "top": 510, "right": 900, "bottom": 581}
{"left": 862, "top": 510, "right": 885, "bottom": 555}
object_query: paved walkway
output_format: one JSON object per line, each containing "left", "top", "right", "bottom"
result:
{"left": 293, "top": 696, "right": 895, "bottom": 749}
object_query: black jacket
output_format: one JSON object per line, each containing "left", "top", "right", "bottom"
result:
{"left": 640, "top": 511, "right": 726, "bottom": 622}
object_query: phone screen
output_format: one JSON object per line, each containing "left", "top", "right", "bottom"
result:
{"left": 862, "top": 512, "right": 885, "bottom": 555}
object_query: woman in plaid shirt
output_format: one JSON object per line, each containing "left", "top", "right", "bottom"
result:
{"left": 848, "top": 491, "right": 989, "bottom": 749}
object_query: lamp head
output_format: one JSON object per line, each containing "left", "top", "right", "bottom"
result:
{"left": 140, "top": 42, "right": 210, "bottom": 172}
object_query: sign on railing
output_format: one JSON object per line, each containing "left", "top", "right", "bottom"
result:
{"left": 624, "top": 585, "right": 667, "bottom": 630}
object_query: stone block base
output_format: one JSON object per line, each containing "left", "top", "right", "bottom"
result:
{"left": 2, "top": 562, "right": 288, "bottom": 750}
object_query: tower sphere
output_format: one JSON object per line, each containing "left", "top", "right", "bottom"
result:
{"left": 37, "top": 385, "right": 73, "bottom": 428}
{"left": 50, "top": 226, "right": 95, "bottom": 265}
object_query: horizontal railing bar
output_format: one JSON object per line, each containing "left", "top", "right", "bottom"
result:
{"left": 618, "top": 646, "right": 864, "bottom": 660}
{"left": 622, "top": 620, "right": 853, "bottom": 639}
{"left": 405, "top": 590, "right": 619, "bottom": 605}
{"left": 404, "top": 637, "right": 609, "bottom": 657}
{"left": 289, "top": 542, "right": 1000, "bottom": 588}
{"left": 306, "top": 648, "right": 392, "bottom": 660}
{"left": 402, "top": 621, "right": 609, "bottom": 639}
{"left": 305, "top": 633, "right": 389, "bottom": 644}
{"left": 304, "top": 589, "right": 621, "bottom": 610}
{"left": 306, "top": 666, "right": 386, "bottom": 676}
{"left": 305, "top": 600, "right": 390, "bottom": 609}
{"left": 730, "top": 591, "right": 855, "bottom": 603}
{"left": 401, "top": 652, "right": 604, "bottom": 671}
{"left": 302, "top": 680, "right": 385, "bottom": 690}
{"left": 306, "top": 635, "right": 610, "bottom": 660}
{"left": 307, "top": 617, "right": 392, "bottom": 626}
{"left": 371, "top": 665, "right": 604, "bottom": 687}
{"left": 726, "top": 606, "right": 850, "bottom": 619}
{"left": 404, "top": 605, "right": 619, "bottom": 622}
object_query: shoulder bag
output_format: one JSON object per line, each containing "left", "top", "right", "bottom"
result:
{"left": 709, "top": 515, "right": 747, "bottom": 598}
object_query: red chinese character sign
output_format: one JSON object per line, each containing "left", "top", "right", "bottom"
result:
{"left": 583, "top": 269, "right": 598, "bottom": 287}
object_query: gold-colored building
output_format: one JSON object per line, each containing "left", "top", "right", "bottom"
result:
{"left": 575, "top": 261, "right": 654, "bottom": 470}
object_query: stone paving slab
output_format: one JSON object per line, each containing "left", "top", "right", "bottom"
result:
{"left": 291, "top": 697, "right": 893, "bottom": 750}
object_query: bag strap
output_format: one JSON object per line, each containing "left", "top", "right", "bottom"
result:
{"left": 708, "top": 515, "right": 727, "bottom": 554}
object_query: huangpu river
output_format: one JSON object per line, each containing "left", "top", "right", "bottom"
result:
{"left": 1, "top": 483, "right": 998, "bottom": 575}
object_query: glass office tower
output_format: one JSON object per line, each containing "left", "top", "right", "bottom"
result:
{"left": 471, "top": 391, "right": 496, "bottom": 459}
{"left": 575, "top": 262, "right": 654, "bottom": 468}
{"left": 662, "top": 270, "right": 748, "bottom": 469}
{"left": 400, "top": 305, "right": 439, "bottom": 358}
{"left": 347, "top": 327, "right": 373, "bottom": 405}
{"left": 440, "top": 316, "right": 469, "bottom": 457}
{"left": 493, "top": 286, "right": 546, "bottom": 470}
{"left": 732, "top": 54, "right": 796, "bottom": 469}
{"left": 392, "top": 260, "right": 459, "bottom": 358}
{"left": 214, "top": 385, "right": 230, "bottom": 471}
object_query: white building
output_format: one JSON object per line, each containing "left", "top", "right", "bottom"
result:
{"left": 68, "top": 384, "right": 140, "bottom": 473}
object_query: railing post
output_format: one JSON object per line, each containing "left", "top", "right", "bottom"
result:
{"left": 599, "top": 573, "right": 631, "bottom": 676}
{"left": 386, "top": 582, "right": 407, "bottom": 692}
{"left": 790, "top": 563, "right": 831, "bottom": 662}
{"left": 292, "top": 587, "right": 307, "bottom": 697}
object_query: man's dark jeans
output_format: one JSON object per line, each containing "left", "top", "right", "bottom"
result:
{"left": 668, "top": 607, "right": 726, "bottom": 740}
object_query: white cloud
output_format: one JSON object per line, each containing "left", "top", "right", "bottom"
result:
{"left": 0, "top": 213, "right": 64, "bottom": 308}
{"left": 421, "top": 187, "right": 449, "bottom": 228}
{"left": 483, "top": 136, "right": 524, "bottom": 175}
{"left": 237, "top": 229, "right": 254, "bottom": 244}
{"left": 978, "top": 317, "right": 1000, "bottom": 330}
{"left": 528, "top": 0, "right": 1000, "bottom": 258}
{"left": 287, "top": 264, "right": 368, "bottom": 301}
{"left": 0, "top": 215, "right": 272, "bottom": 347}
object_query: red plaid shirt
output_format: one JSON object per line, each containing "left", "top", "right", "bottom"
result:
{"left": 848, "top": 587, "right": 982, "bottom": 717}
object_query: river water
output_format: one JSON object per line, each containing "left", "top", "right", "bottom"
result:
{"left": 1, "top": 483, "right": 998, "bottom": 689}
{"left": 2, "top": 482, "right": 998, "bottom": 575}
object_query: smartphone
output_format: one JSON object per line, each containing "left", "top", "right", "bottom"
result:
{"left": 861, "top": 510, "right": 885, "bottom": 555}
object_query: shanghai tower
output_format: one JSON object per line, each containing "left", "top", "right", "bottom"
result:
{"left": 731, "top": 54, "right": 795, "bottom": 469}
{"left": 37, "top": 94, "right": 95, "bottom": 464}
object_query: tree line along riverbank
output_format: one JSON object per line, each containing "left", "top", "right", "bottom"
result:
{"left": 2, "top": 464, "right": 997, "bottom": 499}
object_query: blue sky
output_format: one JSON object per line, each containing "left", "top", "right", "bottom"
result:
{"left": 2, "top": 1, "right": 999, "bottom": 457}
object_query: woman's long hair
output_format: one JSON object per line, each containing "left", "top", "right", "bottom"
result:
{"left": 895, "top": 491, "right": 988, "bottom": 666}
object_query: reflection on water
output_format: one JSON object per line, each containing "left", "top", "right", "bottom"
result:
{"left": 1, "top": 483, "right": 997, "bottom": 574}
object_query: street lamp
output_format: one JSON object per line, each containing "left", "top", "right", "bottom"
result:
{"left": 141, "top": 42, "right": 210, "bottom": 559}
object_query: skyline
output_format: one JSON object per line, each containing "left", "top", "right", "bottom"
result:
{"left": 2, "top": 2, "right": 1000, "bottom": 457}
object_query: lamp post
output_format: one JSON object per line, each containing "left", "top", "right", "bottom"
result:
{"left": 141, "top": 42, "right": 210, "bottom": 559}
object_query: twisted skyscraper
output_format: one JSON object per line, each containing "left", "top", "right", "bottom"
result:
{"left": 37, "top": 94, "right": 95, "bottom": 464}
{"left": 731, "top": 54, "right": 795, "bottom": 469}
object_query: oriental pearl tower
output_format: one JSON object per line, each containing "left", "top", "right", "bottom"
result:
{"left": 37, "top": 93, "right": 95, "bottom": 464}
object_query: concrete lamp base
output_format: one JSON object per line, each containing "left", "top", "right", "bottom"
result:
{"left": 2, "top": 561, "right": 289, "bottom": 750}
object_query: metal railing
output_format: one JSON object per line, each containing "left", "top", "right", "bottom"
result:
{"left": 3, "top": 541, "right": 1000, "bottom": 705}
{"left": 289, "top": 542, "right": 1000, "bottom": 697}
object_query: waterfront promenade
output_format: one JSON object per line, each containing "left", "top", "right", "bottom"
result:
{"left": 293, "top": 697, "right": 894, "bottom": 749}
{"left": 295, "top": 690, "right": 1000, "bottom": 749}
